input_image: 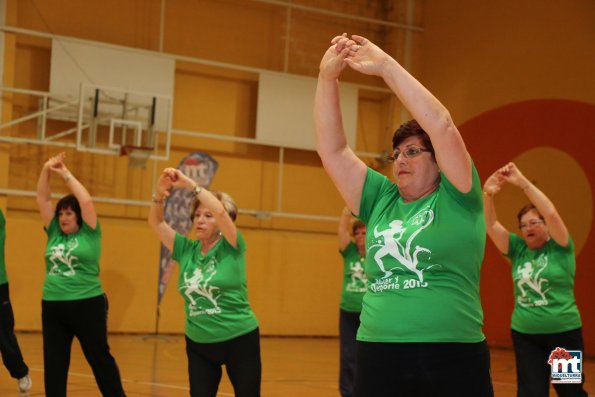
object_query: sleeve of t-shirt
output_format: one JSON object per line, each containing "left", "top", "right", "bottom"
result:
{"left": 556, "top": 233, "right": 574, "bottom": 254}
{"left": 506, "top": 233, "right": 524, "bottom": 259}
{"left": 340, "top": 241, "right": 357, "bottom": 258}
{"left": 81, "top": 220, "right": 101, "bottom": 236}
{"left": 45, "top": 217, "right": 59, "bottom": 236}
{"left": 172, "top": 232, "right": 192, "bottom": 262}
{"left": 359, "top": 168, "right": 396, "bottom": 224}
{"left": 224, "top": 230, "right": 246, "bottom": 254}
{"left": 439, "top": 160, "right": 483, "bottom": 211}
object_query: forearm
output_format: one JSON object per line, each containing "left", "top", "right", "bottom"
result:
{"left": 148, "top": 198, "right": 166, "bottom": 229}
{"left": 148, "top": 196, "right": 175, "bottom": 251}
{"left": 63, "top": 172, "right": 92, "bottom": 205}
{"left": 338, "top": 208, "right": 351, "bottom": 247}
{"left": 482, "top": 192, "right": 499, "bottom": 228}
{"left": 36, "top": 166, "right": 51, "bottom": 203}
{"left": 338, "top": 208, "right": 351, "bottom": 234}
{"left": 380, "top": 57, "right": 453, "bottom": 135}
{"left": 314, "top": 77, "right": 367, "bottom": 213}
{"left": 195, "top": 188, "right": 226, "bottom": 217}
{"left": 482, "top": 192, "right": 510, "bottom": 254}
{"left": 521, "top": 182, "right": 557, "bottom": 218}
{"left": 314, "top": 77, "right": 349, "bottom": 158}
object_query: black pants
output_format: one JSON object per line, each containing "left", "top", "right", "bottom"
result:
{"left": 339, "top": 309, "right": 360, "bottom": 397}
{"left": 185, "top": 328, "right": 261, "bottom": 397}
{"left": 42, "top": 294, "right": 126, "bottom": 397}
{"left": 0, "top": 283, "right": 28, "bottom": 379}
{"left": 511, "top": 328, "right": 588, "bottom": 397}
{"left": 354, "top": 339, "right": 494, "bottom": 397}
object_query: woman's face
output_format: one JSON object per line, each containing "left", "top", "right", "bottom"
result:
{"left": 354, "top": 226, "right": 366, "bottom": 249}
{"left": 392, "top": 136, "right": 439, "bottom": 196}
{"left": 519, "top": 209, "right": 548, "bottom": 249}
{"left": 193, "top": 204, "right": 219, "bottom": 241}
{"left": 58, "top": 207, "right": 79, "bottom": 234}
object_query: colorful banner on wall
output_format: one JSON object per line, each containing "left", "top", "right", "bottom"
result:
{"left": 157, "top": 152, "right": 218, "bottom": 305}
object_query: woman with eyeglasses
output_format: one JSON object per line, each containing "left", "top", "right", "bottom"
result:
{"left": 483, "top": 162, "right": 587, "bottom": 397}
{"left": 315, "top": 34, "right": 493, "bottom": 397}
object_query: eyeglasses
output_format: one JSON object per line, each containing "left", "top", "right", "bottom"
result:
{"left": 387, "top": 146, "right": 431, "bottom": 161}
{"left": 519, "top": 219, "right": 544, "bottom": 230}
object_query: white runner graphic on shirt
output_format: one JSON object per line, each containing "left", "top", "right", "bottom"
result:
{"left": 369, "top": 208, "right": 439, "bottom": 287}
{"left": 181, "top": 258, "right": 221, "bottom": 316}
{"left": 515, "top": 253, "right": 549, "bottom": 307}
{"left": 48, "top": 239, "right": 79, "bottom": 276}
{"left": 346, "top": 259, "right": 367, "bottom": 292}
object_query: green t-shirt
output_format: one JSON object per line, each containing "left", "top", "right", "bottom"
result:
{"left": 340, "top": 241, "right": 367, "bottom": 312}
{"left": 357, "top": 165, "right": 486, "bottom": 343}
{"left": 0, "top": 209, "right": 8, "bottom": 285}
{"left": 43, "top": 217, "right": 104, "bottom": 300}
{"left": 506, "top": 233, "right": 582, "bottom": 334}
{"left": 173, "top": 230, "right": 259, "bottom": 343}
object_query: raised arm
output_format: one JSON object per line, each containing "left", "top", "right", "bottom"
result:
{"left": 315, "top": 34, "right": 367, "bottom": 215}
{"left": 36, "top": 156, "right": 55, "bottom": 228}
{"left": 56, "top": 157, "right": 97, "bottom": 229}
{"left": 345, "top": 35, "right": 471, "bottom": 193}
{"left": 338, "top": 207, "right": 352, "bottom": 251}
{"left": 168, "top": 169, "right": 239, "bottom": 248}
{"left": 500, "top": 162, "right": 568, "bottom": 246}
{"left": 148, "top": 170, "right": 176, "bottom": 251}
{"left": 483, "top": 170, "right": 509, "bottom": 254}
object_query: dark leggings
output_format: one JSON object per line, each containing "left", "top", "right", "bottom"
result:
{"left": 339, "top": 309, "right": 360, "bottom": 397}
{"left": 185, "top": 328, "right": 261, "bottom": 397}
{"left": 354, "top": 339, "right": 494, "bottom": 397}
{"left": 512, "top": 328, "right": 588, "bottom": 397}
{"left": 0, "top": 283, "right": 28, "bottom": 379}
{"left": 42, "top": 294, "right": 126, "bottom": 397}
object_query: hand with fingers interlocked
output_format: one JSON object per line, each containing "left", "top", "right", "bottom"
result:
{"left": 343, "top": 34, "right": 392, "bottom": 77}
{"left": 319, "top": 33, "right": 357, "bottom": 81}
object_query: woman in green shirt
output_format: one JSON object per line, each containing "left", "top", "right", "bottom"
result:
{"left": 337, "top": 207, "right": 367, "bottom": 397}
{"left": 315, "top": 34, "right": 492, "bottom": 396}
{"left": 483, "top": 162, "right": 587, "bottom": 397}
{"left": 36, "top": 153, "right": 126, "bottom": 397}
{"left": 148, "top": 167, "right": 260, "bottom": 397}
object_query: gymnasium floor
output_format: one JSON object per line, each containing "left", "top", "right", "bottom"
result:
{"left": 0, "top": 333, "right": 592, "bottom": 396}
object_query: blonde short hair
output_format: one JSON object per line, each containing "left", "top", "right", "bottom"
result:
{"left": 191, "top": 190, "right": 238, "bottom": 222}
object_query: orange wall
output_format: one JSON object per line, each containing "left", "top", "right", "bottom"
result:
{"left": 5, "top": 0, "right": 591, "bottom": 354}
{"left": 423, "top": 1, "right": 595, "bottom": 353}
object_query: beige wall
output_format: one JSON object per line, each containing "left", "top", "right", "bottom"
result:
{"left": 2, "top": 0, "right": 409, "bottom": 335}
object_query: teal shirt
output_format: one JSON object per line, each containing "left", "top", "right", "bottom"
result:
{"left": 357, "top": 165, "right": 486, "bottom": 343}
{"left": 0, "top": 209, "right": 8, "bottom": 285}
{"left": 173, "top": 231, "right": 258, "bottom": 343}
{"left": 506, "top": 233, "right": 582, "bottom": 334}
{"left": 339, "top": 241, "right": 367, "bottom": 312}
{"left": 43, "top": 218, "right": 104, "bottom": 300}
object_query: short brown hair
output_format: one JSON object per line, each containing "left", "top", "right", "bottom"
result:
{"left": 392, "top": 120, "right": 435, "bottom": 159}
{"left": 191, "top": 190, "right": 238, "bottom": 222}
{"left": 352, "top": 220, "right": 366, "bottom": 235}
{"left": 55, "top": 194, "right": 82, "bottom": 229}
{"left": 517, "top": 204, "right": 544, "bottom": 224}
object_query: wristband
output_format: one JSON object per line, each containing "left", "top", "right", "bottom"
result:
{"left": 63, "top": 173, "right": 73, "bottom": 183}
{"left": 192, "top": 184, "right": 203, "bottom": 196}
{"left": 151, "top": 194, "right": 166, "bottom": 204}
